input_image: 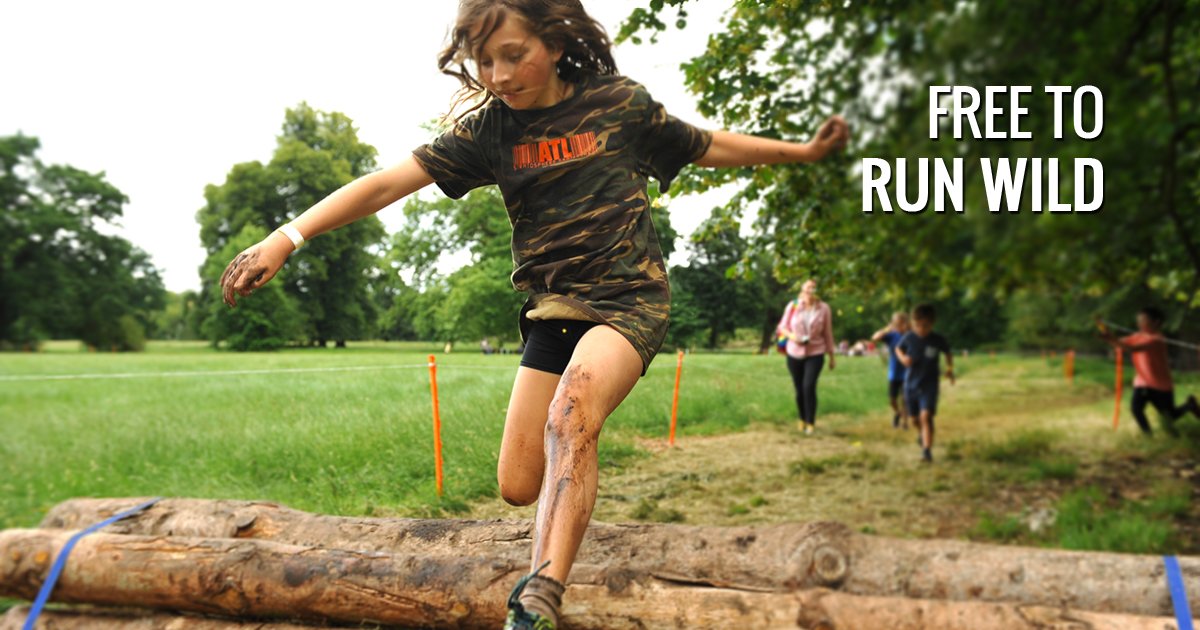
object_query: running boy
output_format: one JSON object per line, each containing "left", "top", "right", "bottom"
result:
{"left": 217, "top": 1, "right": 849, "bottom": 627}
{"left": 895, "top": 304, "right": 954, "bottom": 463}
{"left": 872, "top": 311, "right": 911, "bottom": 429}
{"left": 1099, "top": 307, "right": 1200, "bottom": 435}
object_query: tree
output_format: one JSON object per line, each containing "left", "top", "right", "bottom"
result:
{"left": 196, "top": 104, "right": 386, "bottom": 348}
{"left": 622, "top": 0, "right": 1200, "bottom": 346}
{"left": 151, "top": 290, "right": 201, "bottom": 340}
{"left": 670, "top": 214, "right": 759, "bottom": 348}
{"left": 0, "top": 134, "right": 165, "bottom": 350}
{"left": 386, "top": 187, "right": 525, "bottom": 344}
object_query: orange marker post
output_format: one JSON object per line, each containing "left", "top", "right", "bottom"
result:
{"left": 669, "top": 349, "right": 684, "bottom": 446}
{"left": 1064, "top": 349, "right": 1075, "bottom": 383}
{"left": 428, "top": 354, "right": 445, "bottom": 496}
{"left": 1112, "top": 348, "right": 1123, "bottom": 430}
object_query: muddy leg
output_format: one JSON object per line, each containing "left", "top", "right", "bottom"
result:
{"left": 531, "top": 325, "right": 641, "bottom": 582}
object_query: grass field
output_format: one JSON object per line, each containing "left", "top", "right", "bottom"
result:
{"left": 1, "top": 341, "right": 890, "bottom": 529}
{"left": 2, "top": 343, "right": 1197, "bottom": 561}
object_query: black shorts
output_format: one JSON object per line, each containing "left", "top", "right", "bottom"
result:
{"left": 906, "top": 387, "right": 939, "bottom": 417}
{"left": 888, "top": 378, "right": 905, "bottom": 399}
{"left": 520, "top": 319, "right": 600, "bottom": 375}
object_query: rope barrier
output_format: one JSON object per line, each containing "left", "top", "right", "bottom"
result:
{"left": 1101, "top": 320, "right": 1200, "bottom": 352}
{"left": 0, "top": 364, "right": 431, "bottom": 382}
{"left": 0, "top": 362, "right": 548, "bottom": 383}
{"left": 0, "top": 358, "right": 787, "bottom": 383}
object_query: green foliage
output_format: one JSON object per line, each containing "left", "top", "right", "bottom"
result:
{"left": 669, "top": 214, "right": 759, "bottom": 348}
{"left": 151, "top": 291, "right": 202, "bottom": 340}
{"left": 622, "top": 0, "right": 1200, "bottom": 347}
{"left": 0, "top": 134, "right": 165, "bottom": 350}
{"left": 385, "top": 187, "right": 526, "bottom": 343}
{"left": 196, "top": 103, "right": 385, "bottom": 349}
{"left": 439, "top": 257, "right": 527, "bottom": 343}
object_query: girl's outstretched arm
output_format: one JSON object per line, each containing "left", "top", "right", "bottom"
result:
{"left": 220, "top": 155, "right": 434, "bottom": 306}
{"left": 695, "top": 115, "right": 849, "bottom": 168}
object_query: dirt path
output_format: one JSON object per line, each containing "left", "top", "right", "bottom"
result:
{"left": 467, "top": 358, "right": 1199, "bottom": 548}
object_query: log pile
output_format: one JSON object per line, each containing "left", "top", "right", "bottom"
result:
{"left": 0, "top": 497, "right": 1193, "bottom": 629}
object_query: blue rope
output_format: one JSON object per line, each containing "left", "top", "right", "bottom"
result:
{"left": 1166, "top": 555, "right": 1194, "bottom": 630}
{"left": 23, "top": 497, "right": 162, "bottom": 630}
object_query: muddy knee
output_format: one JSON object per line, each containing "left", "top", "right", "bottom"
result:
{"left": 546, "top": 366, "right": 602, "bottom": 449}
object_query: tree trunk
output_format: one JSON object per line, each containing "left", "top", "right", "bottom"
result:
{"left": 0, "top": 606, "right": 323, "bottom": 629}
{"left": 0, "top": 529, "right": 1180, "bottom": 630}
{"left": 39, "top": 497, "right": 1197, "bottom": 618}
{"left": 761, "top": 308, "right": 778, "bottom": 354}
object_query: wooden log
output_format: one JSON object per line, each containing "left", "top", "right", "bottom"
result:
{"left": 0, "top": 528, "right": 799, "bottom": 629}
{"left": 1, "top": 605, "right": 325, "bottom": 629}
{"left": 40, "top": 497, "right": 1198, "bottom": 618}
{"left": 0, "top": 530, "right": 1180, "bottom": 630}
{"left": 789, "top": 590, "right": 1180, "bottom": 630}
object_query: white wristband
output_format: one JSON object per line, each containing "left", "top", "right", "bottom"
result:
{"left": 276, "top": 224, "right": 305, "bottom": 250}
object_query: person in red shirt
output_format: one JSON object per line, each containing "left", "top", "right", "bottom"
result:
{"left": 1100, "top": 307, "right": 1199, "bottom": 435}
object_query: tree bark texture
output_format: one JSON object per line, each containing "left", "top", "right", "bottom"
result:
{"left": 39, "top": 497, "right": 1198, "bottom": 619}
{"left": 0, "top": 528, "right": 1183, "bottom": 630}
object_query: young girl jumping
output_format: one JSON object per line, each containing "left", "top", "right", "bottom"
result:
{"left": 219, "top": 1, "right": 848, "bottom": 627}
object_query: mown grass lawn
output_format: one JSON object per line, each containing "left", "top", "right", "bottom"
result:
{"left": 0, "top": 341, "right": 893, "bottom": 529}
{"left": 3, "top": 343, "right": 1195, "bottom": 558}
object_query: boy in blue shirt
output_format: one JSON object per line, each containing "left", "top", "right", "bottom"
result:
{"left": 896, "top": 304, "right": 955, "bottom": 463}
{"left": 872, "top": 312, "right": 911, "bottom": 429}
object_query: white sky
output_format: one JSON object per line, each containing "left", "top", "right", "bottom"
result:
{"left": 1, "top": 0, "right": 738, "bottom": 293}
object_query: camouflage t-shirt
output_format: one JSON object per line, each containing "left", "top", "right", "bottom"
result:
{"left": 412, "top": 74, "right": 712, "bottom": 372}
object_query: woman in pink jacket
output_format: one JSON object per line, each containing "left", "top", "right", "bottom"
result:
{"left": 776, "top": 279, "right": 836, "bottom": 434}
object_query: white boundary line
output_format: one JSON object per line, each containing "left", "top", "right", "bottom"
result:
{"left": 0, "top": 355, "right": 805, "bottom": 383}
{"left": 1101, "top": 320, "right": 1200, "bottom": 351}
{"left": 0, "top": 364, "right": 436, "bottom": 382}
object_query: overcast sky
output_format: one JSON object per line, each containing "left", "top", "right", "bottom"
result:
{"left": 1, "top": 0, "right": 737, "bottom": 293}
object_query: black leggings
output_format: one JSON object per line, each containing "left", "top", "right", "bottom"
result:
{"left": 1130, "top": 387, "right": 1191, "bottom": 435}
{"left": 786, "top": 354, "right": 826, "bottom": 425}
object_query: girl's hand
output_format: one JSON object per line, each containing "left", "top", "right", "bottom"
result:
{"left": 810, "top": 115, "right": 850, "bottom": 160}
{"left": 946, "top": 369, "right": 956, "bottom": 385}
{"left": 220, "top": 231, "right": 294, "bottom": 307}
{"left": 828, "top": 355, "right": 836, "bottom": 371}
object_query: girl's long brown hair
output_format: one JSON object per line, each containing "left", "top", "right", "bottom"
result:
{"left": 438, "top": 0, "right": 618, "bottom": 122}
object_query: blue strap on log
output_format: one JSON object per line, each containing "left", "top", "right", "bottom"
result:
{"left": 23, "top": 497, "right": 162, "bottom": 630}
{"left": 1166, "top": 555, "right": 1194, "bottom": 630}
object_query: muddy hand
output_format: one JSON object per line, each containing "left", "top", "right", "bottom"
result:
{"left": 220, "top": 238, "right": 288, "bottom": 307}
{"left": 814, "top": 115, "right": 850, "bottom": 156}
